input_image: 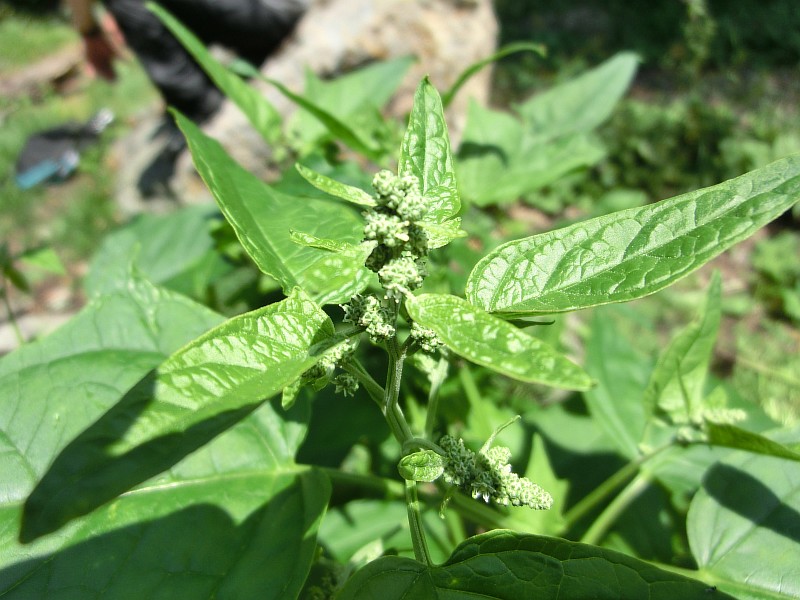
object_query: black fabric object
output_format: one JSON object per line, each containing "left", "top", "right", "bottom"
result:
{"left": 100, "top": 0, "right": 308, "bottom": 123}
{"left": 15, "top": 111, "right": 113, "bottom": 189}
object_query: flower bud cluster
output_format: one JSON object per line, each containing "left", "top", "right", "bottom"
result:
{"left": 364, "top": 170, "right": 430, "bottom": 300}
{"left": 342, "top": 294, "right": 396, "bottom": 342}
{"left": 410, "top": 322, "right": 443, "bottom": 353}
{"left": 301, "top": 338, "right": 357, "bottom": 394}
{"left": 332, "top": 373, "right": 360, "bottom": 397}
{"left": 439, "top": 435, "right": 553, "bottom": 510}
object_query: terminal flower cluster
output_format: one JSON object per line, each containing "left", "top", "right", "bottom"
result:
{"left": 439, "top": 435, "right": 553, "bottom": 510}
{"left": 363, "top": 170, "right": 430, "bottom": 300}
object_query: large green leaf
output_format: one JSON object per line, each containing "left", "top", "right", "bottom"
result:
{"left": 466, "top": 155, "right": 800, "bottom": 314}
{"left": 514, "top": 52, "right": 639, "bottom": 142}
{"left": 399, "top": 78, "right": 460, "bottom": 223}
{"left": 85, "top": 205, "right": 230, "bottom": 299}
{"left": 583, "top": 305, "right": 653, "bottom": 459}
{"left": 688, "top": 453, "right": 800, "bottom": 599}
{"left": 176, "top": 110, "right": 371, "bottom": 304}
{"left": 150, "top": 2, "right": 281, "bottom": 143}
{"left": 456, "top": 100, "right": 606, "bottom": 207}
{"left": 406, "top": 293, "right": 592, "bottom": 391}
{"left": 705, "top": 423, "right": 800, "bottom": 463}
{"left": 20, "top": 287, "right": 334, "bottom": 541}
{"left": 1, "top": 405, "right": 329, "bottom": 600}
{"left": 338, "top": 530, "right": 730, "bottom": 599}
{"left": 0, "top": 275, "right": 222, "bottom": 507}
{"left": 1, "top": 278, "right": 328, "bottom": 598}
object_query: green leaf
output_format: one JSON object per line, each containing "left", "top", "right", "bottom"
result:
{"left": 258, "top": 74, "right": 383, "bottom": 160}
{"left": 85, "top": 205, "right": 230, "bottom": 299}
{"left": 149, "top": 2, "right": 281, "bottom": 142}
{"left": 514, "top": 52, "right": 639, "bottom": 142}
{"left": 584, "top": 305, "right": 652, "bottom": 459}
{"left": 406, "top": 294, "right": 592, "bottom": 391}
{"left": 644, "top": 273, "right": 722, "bottom": 424}
{"left": 18, "top": 247, "right": 65, "bottom": 276}
{"left": 175, "top": 110, "right": 371, "bottom": 304}
{"left": 418, "top": 217, "right": 467, "bottom": 250}
{"left": 288, "top": 58, "right": 413, "bottom": 152}
{"left": 295, "top": 163, "right": 376, "bottom": 207}
{"left": 705, "top": 423, "right": 800, "bottom": 463}
{"left": 399, "top": 78, "right": 460, "bottom": 223}
{"left": 338, "top": 530, "right": 730, "bottom": 599}
{"left": 20, "top": 287, "right": 334, "bottom": 541}
{"left": 441, "top": 42, "right": 546, "bottom": 109}
{"left": 1, "top": 279, "right": 328, "bottom": 598}
{"left": 688, "top": 454, "right": 800, "bottom": 599}
{"left": 456, "top": 100, "right": 605, "bottom": 207}
{"left": 466, "top": 155, "right": 800, "bottom": 314}
{"left": 0, "top": 275, "right": 222, "bottom": 507}
{"left": 398, "top": 450, "right": 445, "bottom": 482}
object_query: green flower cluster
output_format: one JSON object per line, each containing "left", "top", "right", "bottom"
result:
{"left": 410, "top": 322, "right": 443, "bottom": 353}
{"left": 363, "top": 170, "right": 429, "bottom": 300}
{"left": 439, "top": 435, "right": 553, "bottom": 510}
{"left": 342, "top": 294, "right": 395, "bottom": 343}
{"left": 301, "top": 338, "right": 357, "bottom": 394}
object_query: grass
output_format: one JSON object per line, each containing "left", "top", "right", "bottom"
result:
{"left": 0, "top": 10, "right": 75, "bottom": 74}
{"left": 0, "top": 14, "right": 157, "bottom": 266}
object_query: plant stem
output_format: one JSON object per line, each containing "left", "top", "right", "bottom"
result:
{"left": 1, "top": 284, "right": 24, "bottom": 346}
{"left": 319, "top": 466, "right": 404, "bottom": 499}
{"left": 343, "top": 360, "right": 385, "bottom": 410}
{"left": 562, "top": 444, "right": 669, "bottom": 530}
{"left": 579, "top": 472, "right": 651, "bottom": 546}
{"left": 405, "top": 479, "right": 433, "bottom": 566}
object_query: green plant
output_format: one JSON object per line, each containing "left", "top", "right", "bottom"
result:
{"left": 2, "top": 6, "right": 800, "bottom": 598}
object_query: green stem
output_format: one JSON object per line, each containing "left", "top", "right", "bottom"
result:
{"left": 343, "top": 360, "right": 385, "bottom": 410}
{"left": 319, "top": 466, "right": 404, "bottom": 499}
{"left": 0, "top": 284, "right": 24, "bottom": 346}
{"left": 424, "top": 357, "right": 447, "bottom": 441}
{"left": 579, "top": 472, "right": 651, "bottom": 546}
{"left": 405, "top": 479, "right": 433, "bottom": 565}
{"left": 562, "top": 444, "right": 670, "bottom": 530}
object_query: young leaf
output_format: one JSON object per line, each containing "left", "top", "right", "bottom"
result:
{"left": 514, "top": 51, "right": 639, "bottom": 142}
{"left": 644, "top": 273, "right": 722, "bottom": 424}
{"left": 20, "top": 287, "right": 334, "bottom": 541}
{"left": 399, "top": 78, "right": 460, "bottom": 223}
{"left": 295, "top": 163, "right": 376, "bottom": 207}
{"left": 338, "top": 530, "right": 731, "bottom": 599}
{"left": 149, "top": 2, "right": 281, "bottom": 143}
{"left": 398, "top": 450, "right": 445, "bottom": 483}
{"left": 467, "top": 155, "right": 800, "bottom": 314}
{"left": 175, "top": 110, "right": 371, "bottom": 304}
{"left": 406, "top": 294, "right": 592, "bottom": 391}
{"left": 688, "top": 454, "right": 800, "bottom": 599}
